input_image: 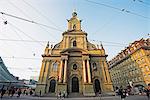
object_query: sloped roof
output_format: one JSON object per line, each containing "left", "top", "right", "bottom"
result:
{"left": 0, "top": 57, "right": 18, "bottom": 83}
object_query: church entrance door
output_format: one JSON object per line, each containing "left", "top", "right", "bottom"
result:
{"left": 94, "top": 79, "right": 101, "bottom": 93}
{"left": 49, "top": 79, "right": 56, "bottom": 93}
{"left": 72, "top": 77, "right": 79, "bottom": 92}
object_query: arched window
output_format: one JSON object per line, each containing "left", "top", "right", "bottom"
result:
{"left": 73, "top": 64, "right": 77, "bottom": 70}
{"left": 93, "top": 62, "right": 97, "bottom": 70}
{"left": 73, "top": 24, "right": 76, "bottom": 30}
{"left": 73, "top": 40, "right": 77, "bottom": 47}
{"left": 53, "top": 62, "right": 58, "bottom": 71}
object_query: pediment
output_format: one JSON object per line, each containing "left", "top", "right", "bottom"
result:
{"left": 60, "top": 47, "right": 88, "bottom": 54}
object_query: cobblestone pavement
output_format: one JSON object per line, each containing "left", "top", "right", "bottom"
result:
{"left": 0, "top": 95, "right": 148, "bottom": 100}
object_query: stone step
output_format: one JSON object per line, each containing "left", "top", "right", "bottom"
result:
{"left": 43, "top": 93, "right": 56, "bottom": 97}
{"left": 68, "top": 93, "right": 84, "bottom": 98}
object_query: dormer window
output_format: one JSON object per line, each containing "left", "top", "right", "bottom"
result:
{"left": 73, "top": 40, "right": 77, "bottom": 47}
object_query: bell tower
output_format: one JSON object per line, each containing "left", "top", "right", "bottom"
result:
{"left": 67, "top": 11, "right": 82, "bottom": 31}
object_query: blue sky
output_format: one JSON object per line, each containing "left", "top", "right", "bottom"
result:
{"left": 0, "top": 0, "right": 149, "bottom": 80}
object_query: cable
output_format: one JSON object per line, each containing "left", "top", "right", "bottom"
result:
{"left": 93, "top": 14, "right": 117, "bottom": 35}
{"left": 7, "top": 22, "right": 44, "bottom": 46}
{"left": 89, "top": 39, "right": 128, "bottom": 45}
{"left": 6, "top": 0, "right": 58, "bottom": 41}
{"left": 0, "top": 38, "right": 127, "bottom": 47}
{"left": 22, "top": 0, "right": 63, "bottom": 30}
{"left": 84, "top": 0, "right": 150, "bottom": 20}
{"left": 2, "top": 56, "right": 41, "bottom": 60}
{"left": 0, "top": 38, "right": 56, "bottom": 43}
{"left": 0, "top": 12, "right": 63, "bottom": 32}
{"left": 133, "top": 0, "right": 150, "bottom": 6}
{"left": 7, "top": 0, "right": 32, "bottom": 19}
{"left": 7, "top": 66, "right": 40, "bottom": 72}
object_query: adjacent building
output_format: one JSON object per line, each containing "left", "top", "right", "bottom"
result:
{"left": 108, "top": 38, "right": 150, "bottom": 89}
{"left": 0, "top": 57, "right": 18, "bottom": 88}
{"left": 35, "top": 11, "right": 113, "bottom": 96}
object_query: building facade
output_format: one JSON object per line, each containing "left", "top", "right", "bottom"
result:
{"left": 108, "top": 38, "right": 150, "bottom": 89}
{"left": 0, "top": 57, "right": 18, "bottom": 88}
{"left": 35, "top": 12, "right": 113, "bottom": 96}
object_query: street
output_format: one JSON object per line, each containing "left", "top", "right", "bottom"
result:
{"left": 0, "top": 95, "right": 148, "bottom": 100}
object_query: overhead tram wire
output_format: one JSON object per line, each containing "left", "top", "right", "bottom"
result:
{"left": 0, "top": 12, "right": 63, "bottom": 32}
{"left": 84, "top": 0, "right": 150, "bottom": 20}
{"left": 2, "top": 56, "right": 41, "bottom": 60}
{"left": 6, "top": 0, "right": 59, "bottom": 41}
{"left": 90, "top": 39, "right": 128, "bottom": 46}
{"left": 133, "top": 0, "right": 150, "bottom": 6}
{"left": 7, "top": 21, "right": 44, "bottom": 46}
{"left": 0, "top": 38, "right": 56, "bottom": 43}
{"left": 22, "top": 0, "right": 63, "bottom": 30}
{"left": 1, "top": 17, "right": 57, "bottom": 45}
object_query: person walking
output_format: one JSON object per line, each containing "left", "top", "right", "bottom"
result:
{"left": 30, "top": 90, "right": 33, "bottom": 95}
{"left": 58, "top": 91, "right": 61, "bottom": 99}
{"left": 120, "top": 89, "right": 127, "bottom": 100}
{"left": 0, "top": 85, "right": 6, "bottom": 99}
{"left": 17, "top": 88, "right": 22, "bottom": 97}
{"left": 11, "top": 88, "right": 15, "bottom": 97}
{"left": 145, "top": 88, "right": 150, "bottom": 100}
{"left": 39, "top": 90, "right": 42, "bottom": 97}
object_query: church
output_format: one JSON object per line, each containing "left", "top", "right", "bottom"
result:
{"left": 35, "top": 11, "right": 113, "bottom": 96}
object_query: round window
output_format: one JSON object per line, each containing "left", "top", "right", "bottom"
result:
{"left": 73, "top": 64, "right": 77, "bottom": 70}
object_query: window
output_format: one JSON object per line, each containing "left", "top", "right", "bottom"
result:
{"left": 73, "top": 64, "right": 77, "bottom": 70}
{"left": 73, "top": 24, "right": 76, "bottom": 30}
{"left": 53, "top": 62, "right": 58, "bottom": 71}
{"left": 73, "top": 40, "right": 77, "bottom": 47}
{"left": 93, "top": 62, "right": 97, "bottom": 70}
{"left": 146, "top": 66, "right": 149, "bottom": 71}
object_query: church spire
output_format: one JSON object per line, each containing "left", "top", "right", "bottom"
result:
{"left": 67, "top": 10, "right": 81, "bottom": 31}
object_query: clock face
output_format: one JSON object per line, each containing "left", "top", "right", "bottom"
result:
{"left": 72, "top": 12, "right": 77, "bottom": 17}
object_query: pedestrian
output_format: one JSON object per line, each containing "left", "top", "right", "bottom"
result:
{"left": 11, "top": 88, "right": 15, "bottom": 97}
{"left": 17, "top": 88, "right": 22, "bottom": 97}
{"left": 120, "top": 89, "right": 127, "bottom": 100}
{"left": 39, "top": 90, "right": 41, "bottom": 97}
{"left": 30, "top": 90, "right": 33, "bottom": 95}
{"left": 145, "top": 88, "right": 150, "bottom": 100}
{"left": 0, "top": 85, "right": 6, "bottom": 99}
{"left": 8, "top": 88, "right": 11, "bottom": 96}
{"left": 63, "top": 91, "right": 65, "bottom": 99}
{"left": 58, "top": 91, "right": 61, "bottom": 99}
{"left": 23, "top": 89, "right": 26, "bottom": 95}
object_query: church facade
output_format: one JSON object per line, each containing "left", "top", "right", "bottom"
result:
{"left": 35, "top": 12, "right": 113, "bottom": 96}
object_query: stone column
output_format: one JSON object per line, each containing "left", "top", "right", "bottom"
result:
{"left": 39, "top": 60, "right": 45, "bottom": 83}
{"left": 43, "top": 61, "right": 50, "bottom": 83}
{"left": 82, "top": 60, "right": 87, "bottom": 83}
{"left": 59, "top": 60, "right": 63, "bottom": 82}
{"left": 104, "top": 61, "right": 111, "bottom": 83}
{"left": 63, "top": 60, "right": 67, "bottom": 83}
{"left": 87, "top": 60, "right": 91, "bottom": 83}
{"left": 101, "top": 61, "right": 107, "bottom": 83}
